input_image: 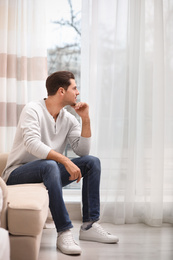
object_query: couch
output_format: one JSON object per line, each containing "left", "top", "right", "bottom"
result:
{"left": 0, "top": 153, "right": 49, "bottom": 260}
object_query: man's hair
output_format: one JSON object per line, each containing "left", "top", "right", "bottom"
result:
{"left": 46, "top": 71, "right": 75, "bottom": 96}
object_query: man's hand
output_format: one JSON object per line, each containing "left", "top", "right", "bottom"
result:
{"left": 72, "top": 102, "right": 91, "bottom": 138}
{"left": 46, "top": 150, "right": 82, "bottom": 183}
{"left": 64, "top": 159, "right": 82, "bottom": 183}
{"left": 72, "top": 102, "right": 89, "bottom": 119}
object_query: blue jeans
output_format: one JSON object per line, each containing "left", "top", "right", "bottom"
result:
{"left": 6, "top": 155, "right": 101, "bottom": 232}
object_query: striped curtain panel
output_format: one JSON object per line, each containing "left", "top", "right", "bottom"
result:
{"left": 0, "top": 0, "right": 47, "bottom": 152}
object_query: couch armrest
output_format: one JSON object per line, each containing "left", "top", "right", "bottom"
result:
{"left": 0, "top": 177, "right": 8, "bottom": 229}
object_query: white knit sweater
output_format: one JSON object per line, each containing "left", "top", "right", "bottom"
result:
{"left": 2, "top": 99, "right": 91, "bottom": 182}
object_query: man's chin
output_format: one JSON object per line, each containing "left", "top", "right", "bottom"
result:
{"left": 71, "top": 101, "right": 77, "bottom": 107}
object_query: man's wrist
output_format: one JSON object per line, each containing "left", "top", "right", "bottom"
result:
{"left": 81, "top": 116, "right": 90, "bottom": 121}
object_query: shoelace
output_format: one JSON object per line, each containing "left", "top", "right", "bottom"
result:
{"left": 93, "top": 223, "right": 111, "bottom": 236}
{"left": 61, "top": 232, "right": 78, "bottom": 245}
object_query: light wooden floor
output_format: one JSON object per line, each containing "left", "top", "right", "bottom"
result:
{"left": 38, "top": 221, "right": 173, "bottom": 260}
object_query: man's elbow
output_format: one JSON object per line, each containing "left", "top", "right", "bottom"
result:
{"left": 75, "top": 147, "right": 90, "bottom": 157}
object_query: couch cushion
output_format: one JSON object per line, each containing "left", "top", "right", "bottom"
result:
{"left": 7, "top": 183, "right": 49, "bottom": 236}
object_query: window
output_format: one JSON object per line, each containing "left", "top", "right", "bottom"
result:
{"left": 46, "top": 0, "right": 82, "bottom": 192}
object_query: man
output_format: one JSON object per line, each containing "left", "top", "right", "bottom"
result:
{"left": 2, "top": 71, "right": 119, "bottom": 255}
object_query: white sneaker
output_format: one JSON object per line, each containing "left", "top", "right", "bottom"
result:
{"left": 57, "top": 230, "right": 82, "bottom": 255}
{"left": 79, "top": 222, "right": 119, "bottom": 244}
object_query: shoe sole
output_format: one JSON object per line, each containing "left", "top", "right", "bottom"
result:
{"left": 79, "top": 235, "right": 119, "bottom": 244}
{"left": 57, "top": 244, "right": 82, "bottom": 255}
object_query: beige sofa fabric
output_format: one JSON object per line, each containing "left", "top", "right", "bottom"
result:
{"left": 0, "top": 153, "right": 8, "bottom": 175}
{"left": 0, "top": 177, "right": 8, "bottom": 229}
{"left": 0, "top": 153, "right": 9, "bottom": 229}
{"left": 8, "top": 183, "right": 49, "bottom": 236}
{"left": 10, "top": 233, "right": 42, "bottom": 260}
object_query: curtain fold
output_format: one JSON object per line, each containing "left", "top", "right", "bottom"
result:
{"left": 0, "top": 0, "right": 47, "bottom": 152}
{"left": 81, "top": 0, "right": 173, "bottom": 226}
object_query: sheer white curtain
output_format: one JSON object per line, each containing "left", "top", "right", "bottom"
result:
{"left": 81, "top": 0, "right": 173, "bottom": 226}
{"left": 0, "top": 0, "right": 47, "bottom": 152}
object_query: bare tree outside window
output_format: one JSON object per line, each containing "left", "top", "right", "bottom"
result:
{"left": 47, "top": 0, "right": 81, "bottom": 87}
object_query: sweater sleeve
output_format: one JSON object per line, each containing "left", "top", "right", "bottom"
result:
{"left": 20, "top": 106, "right": 51, "bottom": 159}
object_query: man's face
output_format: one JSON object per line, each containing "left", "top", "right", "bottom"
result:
{"left": 64, "top": 79, "right": 79, "bottom": 106}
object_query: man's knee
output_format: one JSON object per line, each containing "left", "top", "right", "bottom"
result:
{"left": 83, "top": 155, "right": 101, "bottom": 172}
{"left": 41, "top": 160, "right": 60, "bottom": 179}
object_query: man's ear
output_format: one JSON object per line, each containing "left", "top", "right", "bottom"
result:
{"left": 58, "top": 87, "right": 65, "bottom": 95}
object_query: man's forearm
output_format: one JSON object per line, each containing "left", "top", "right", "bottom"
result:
{"left": 72, "top": 102, "right": 91, "bottom": 138}
{"left": 46, "top": 149, "right": 70, "bottom": 166}
{"left": 81, "top": 117, "right": 91, "bottom": 138}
